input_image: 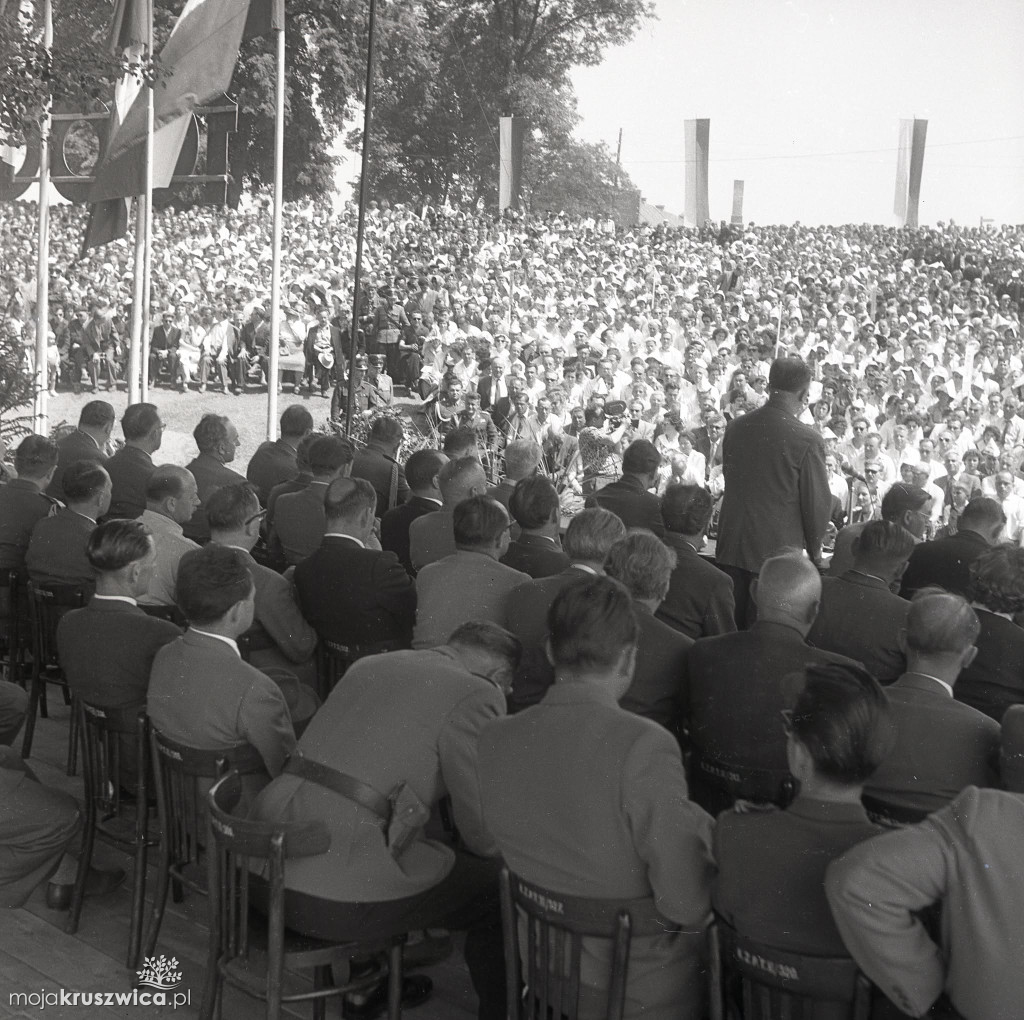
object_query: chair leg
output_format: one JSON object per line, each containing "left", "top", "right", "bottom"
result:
{"left": 126, "top": 839, "right": 148, "bottom": 970}
{"left": 387, "top": 940, "right": 403, "bottom": 1020}
{"left": 312, "top": 965, "right": 332, "bottom": 1020}
{"left": 142, "top": 849, "right": 172, "bottom": 963}
{"left": 19, "top": 672, "right": 41, "bottom": 760}
{"left": 66, "top": 708, "right": 79, "bottom": 777}
{"left": 66, "top": 807, "right": 97, "bottom": 935}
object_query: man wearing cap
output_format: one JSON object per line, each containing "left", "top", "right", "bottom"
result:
{"left": 331, "top": 354, "right": 373, "bottom": 421}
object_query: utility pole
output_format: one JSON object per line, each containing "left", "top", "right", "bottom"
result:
{"left": 614, "top": 128, "right": 623, "bottom": 189}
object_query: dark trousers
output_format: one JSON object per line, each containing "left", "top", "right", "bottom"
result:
{"left": 719, "top": 565, "right": 758, "bottom": 628}
{"left": 281, "top": 852, "right": 505, "bottom": 1020}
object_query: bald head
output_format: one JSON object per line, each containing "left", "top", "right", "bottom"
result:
{"left": 146, "top": 465, "right": 199, "bottom": 525}
{"left": 439, "top": 456, "right": 488, "bottom": 507}
{"left": 752, "top": 554, "right": 822, "bottom": 633}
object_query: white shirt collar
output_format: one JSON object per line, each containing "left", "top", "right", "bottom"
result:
{"left": 93, "top": 594, "right": 138, "bottom": 606}
{"left": 570, "top": 563, "right": 600, "bottom": 576}
{"left": 189, "top": 628, "right": 240, "bottom": 657}
{"left": 971, "top": 601, "right": 1017, "bottom": 622}
{"left": 904, "top": 671, "right": 955, "bottom": 699}
{"left": 325, "top": 533, "right": 365, "bottom": 548}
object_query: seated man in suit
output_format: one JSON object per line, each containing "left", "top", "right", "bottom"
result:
{"left": 486, "top": 439, "right": 542, "bottom": 514}
{"left": 715, "top": 662, "right": 894, "bottom": 956}
{"left": 26, "top": 460, "right": 111, "bottom": 591}
{"left": 46, "top": 400, "right": 113, "bottom": 503}
{"left": 265, "top": 432, "right": 317, "bottom": 527}
{"left": 148, "top": 545, "right": 296, "bottom": 797}
{"left": 138, "top": 466, "right": 201, "bottom": 606}
{"left": 500, "top": 475, "right": 570, "bottom": 579}
{"left": 381, "top": 449, "right": 448, "bottom": 575}
{"left": 808, "top": 520, "right": 914, "bottom": 683}
{"left": 604, "top": 530, "right": 692, "bottom": 737}
{"left": 294, "top": 477, "right": 416, "bottom": 656}
{"left": 272, "top": 435, "right": 353, "bottom": 566}
{"left": 57, "top": 520, "right": 181, "bottom": 710}
{"left": 246, "top": 404, "right": 313, "bottom": 506}
{"left": 505, "top": 508, "right": 626, "bottom": 712}
{"left": 683, "top": 553, "right": 862, "bottom": 813}
{"left": 657, "top": 483, "right": 736, "bottom": 639}
{"left": 206, "top": 484, "right": 319, "bottom": 697}
{"left": 409, "top": 456, "right": 488, "bottom": 573}
{"left": 103, "top": 402, "right": 162, "bottom": 520}
{"left": 0, "top": 435, "right": 58, "bottom": 572}
{"left": 414, "top": 496, "right": 529, "bottom": 649}
{"left": 584, "top": 438, "right": 664, "bottom": 537}
{"left": 899, "top": 495, "right": 1004, "bottom": 599}
{"left": 865, "top": 589, "right": 1000, "bottom": 817}
{"left": 477, "top": 576, "right": 715, "bottom": 1020}
{"left": 182, "top": 413, "right": 246, "bottom": 543}
{"left": 251, "top": 621, "right": 522, "bottom": 1020}
{"left": 351, "top": 416, "right": 410, "bottom": 518}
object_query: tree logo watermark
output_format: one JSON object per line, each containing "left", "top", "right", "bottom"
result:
{"left": 136, "top": 955, "right": 183, "bottom": 991}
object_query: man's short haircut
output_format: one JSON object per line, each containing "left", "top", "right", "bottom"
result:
{"left": 121, "top": 402, "right": 160, "bottom": 441}
{"left": 503, "top": 440, "right": 543, "bottom": 481}
{"left": 757, "top": 553, "right": 821, "bottom": 616}
{"left": 661, "top": 484, "right": 714, "bottom": 535}
{"left": 369, "top": 416, "right": 404, "bottom": 446}
{"left": 206, "top": 483, "right": 261, "bottom": 532}
{"left": 294, "top": 433, "right": 319, "bottom": 472}
{"left": 453, "top": 495, "right": 508, "bottom": 548}
{"left": 175, "top": 545, "right": 254, "bottom": 625}
{"left": 14, "top": 435, "right": 58, "bottom": 476}
{"left": 509, "top": 475, "right": 559, "bottom": 530}
{"left": 324, "top": 476, "right": 376, "bottom": 521}
{"left": 79, "top": 400, "right": 116, "bottom": 429}
{"left": 448, "top": 620, "right": 523, "bottom": 672}
{"left": 280, "top": 404, "right": 314, "bottom": 438}
{"left": 443, "top": 426, "right": 477, "bottom": 457}
{"left": 969, "top": 544, "right": 1024, "bottom": 615}
{"left": 959, "top": 496, "right": 1007, "bottom": 532}
{"left": 562, "top": 508, "right": 626, "bottom": 563}
{"left": 622, "top": 439, "right": 661, "bottom": 476}
{"left": 547, "top": 575, "right": 639, "bottom": 672}
{"left": 146, "top": 465, "right": 189, "bottom": 504}
{"left": 789, "top": 662, "right": 896, "bottom": 784}
{"left": 63, "top": 461, "right": 109, "bottom": 504}
{"left": 768, "top": 357, "right": 812, "bottom": 394}
{"left": 439, "top": 456, "right": 484, "bottom": 504}
{"left": 605, "top": 530, "right": 677, "bottom": 602}
{"left": 309, "top": 435, "right": 354, "bottom": 477}
{"left": 87, "top": 519, "right": 152, "bottom": 573}
{"left": 405, "top": 450, "right": 447, "bottom": 491}
{"left": 193, "top": 413, "right": 231, "bottom": 453}
{"left": 906, "top": 588, "right": 980, "bottom": 656}
{"left": 854, "top": 520, "right": 916, "bottom": 565}
{"left": 880, "top": 482, "right": 930, "bottom": 520}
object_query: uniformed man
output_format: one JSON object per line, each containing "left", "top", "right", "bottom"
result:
{"left": 366, "top": 353, "right": 395, "bottom": 406}
{"left": 331, "top": 353, "right": 373, "bottom": 421}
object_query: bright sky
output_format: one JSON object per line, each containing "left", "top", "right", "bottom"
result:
{"left": 571, "top": 0, "right": 1024, "bottom": 226}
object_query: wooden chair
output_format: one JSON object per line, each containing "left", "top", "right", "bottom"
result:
{"left": 709, "top": 917, "right": 872, "bottom": 1020}
{"left": 314, "top": 639, "right": 352, "bottom": 701}
{"left": 500, "top": 867, "right": 633, "bottom": 1020}
{"left": 860, "top": 793, "right": 929, "bottom": 829}
{"left": 69, "top": 699, "right": 155, "bottom": 969}
{"left": 688, "top": 747, "right": 797, "bottom": 817}
{"left": 0, "top": 568, "right": 26, "bottom": 685}
{"left": 203, "top": 770, "right": 405, "bottom": 1020}
{"left": 21, "top": 581, "right": 86, "bottom": 772}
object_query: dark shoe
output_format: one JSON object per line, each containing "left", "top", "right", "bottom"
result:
{"left": 46, "top": 866, "right": 126, "bottom": 910}
{"left": 342, "top": 975, "right": 432, "bottom": 1020}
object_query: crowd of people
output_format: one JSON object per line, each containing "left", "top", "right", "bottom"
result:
{"left": 1, "top": 196, "right": 1024, "bottom": 1020}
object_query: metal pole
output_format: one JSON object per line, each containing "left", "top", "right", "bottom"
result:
{"left": 614, "top": 127, "right": 622, "bottom": 189}
{"left": 345, "top": 0, "right": 378, "bottom": 436}
{"left": 140, "top": 20, "right": 154, "bottom": 402}
{"left": 32, "top": 0, "right": 53, "bottom": 435}
{"left": 266, "top": 15, "right": 285, "bottom": 441}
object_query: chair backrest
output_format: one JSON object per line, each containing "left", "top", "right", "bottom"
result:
{"left": 500, "top": 868, "right": 633, "bottom": 1020}
{"left": 315, "top": 639, "right": 351, "bottom": 700}
{"left": 689, "top": 747, "right": 796, "bottom": 816}
{"left": 0, "top": 568, "right": 25, "bottom": 658}
{"left": 710, "top": 917, "right": 872, "bottom": 1020}
{"left": 28, "top": 581, "right": 87, "bottom": 670}
{"left": 860, "top": 793, "right": 929, "bottom": 829}
{"left": 77, "top": 699, "right": 149, "bottom": 815}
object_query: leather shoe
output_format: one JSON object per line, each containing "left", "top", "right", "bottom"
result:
{"left": 342, "top": 975, "right": 432, "bottom": 1020}
{"left": 46, "top": 866, "right": 126, "bottom": 911}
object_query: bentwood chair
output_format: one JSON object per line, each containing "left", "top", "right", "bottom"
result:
{"left": 688, "top": 746, "right": 797, "bottom": 818}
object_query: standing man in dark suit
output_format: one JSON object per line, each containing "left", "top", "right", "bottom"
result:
{"left": 476, "top": 358, "right": 508, "bottom": 412}
{"left": 46, "top": 400, "right": 114, "bottom": 503}
{"left": 899, "top": 497, "right": 1004, "bottom": 598}
{"left": 584, "top": 439, "right": 664, "bottom": 537}
{"left": 103, "top": 403, "right": 162, "bottom": 520}
{"left": 501, "top": 476, "right": 570, "bottom": 579}
{"left": 295, "top": 478, "right": 416, "bottom": 656}
{"left": 716, "top": 357, "right": 831, "bottom": 626}
{"left": 246, "top": 404, "right": 313, "bottom": 506}
{"left": 350, "top": 416, "right": 410, "bottom": 518}
{"left": 381, "top": 449, "right": 447, "bottom": 575}
{"left": 182, "top": 413, "right": 246, "bottom": 544}
{"left": 657, "top": 484, "right": 736, "bottom": 639}
{"left": 409, "top": 457, "right": 489, "bottom": 573}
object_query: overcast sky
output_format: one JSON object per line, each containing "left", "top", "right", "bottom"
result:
{"left": 571, "top": 0, "right": 1024, "bottom": 226}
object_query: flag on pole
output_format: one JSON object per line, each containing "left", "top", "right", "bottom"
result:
{"left": 243, "top": 0, "right": 283, "bottom": 39}
{"left": 88, "top": 0, "right": 254, "bottom": 204}
{"left": 107, "top": 0, "right": 151, "bottom": 52}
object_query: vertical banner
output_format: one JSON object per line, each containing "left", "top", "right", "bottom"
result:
{"left": 684, "top": 118, "right": 710, "bottom": 227}
{"left": 731, "top": 180, "right": 744, "bottom": 226}
{"left": 894, "top": 118, "right": 927, "bottom": 227}
{"left": 498, "top": 115, "right": 526, "bottom": 212}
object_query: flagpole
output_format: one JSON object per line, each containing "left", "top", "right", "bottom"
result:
{"left": 266, "top": 9, "right": 285, "bottom": 441}
{"left": 140, "top": 17, "right": 154, "bottom": 401}
{"left": 32, "top": 0, "right": 53, "bottom": 435}
{"left": 129, "top": 21, "right": 153, "bottom": 405}
{"left": 345, "top": 0, "right": 378, "bottom": 436}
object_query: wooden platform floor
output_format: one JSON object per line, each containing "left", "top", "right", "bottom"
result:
{"left": 2, "top": 702, "right": 479, "bottom": 1020}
